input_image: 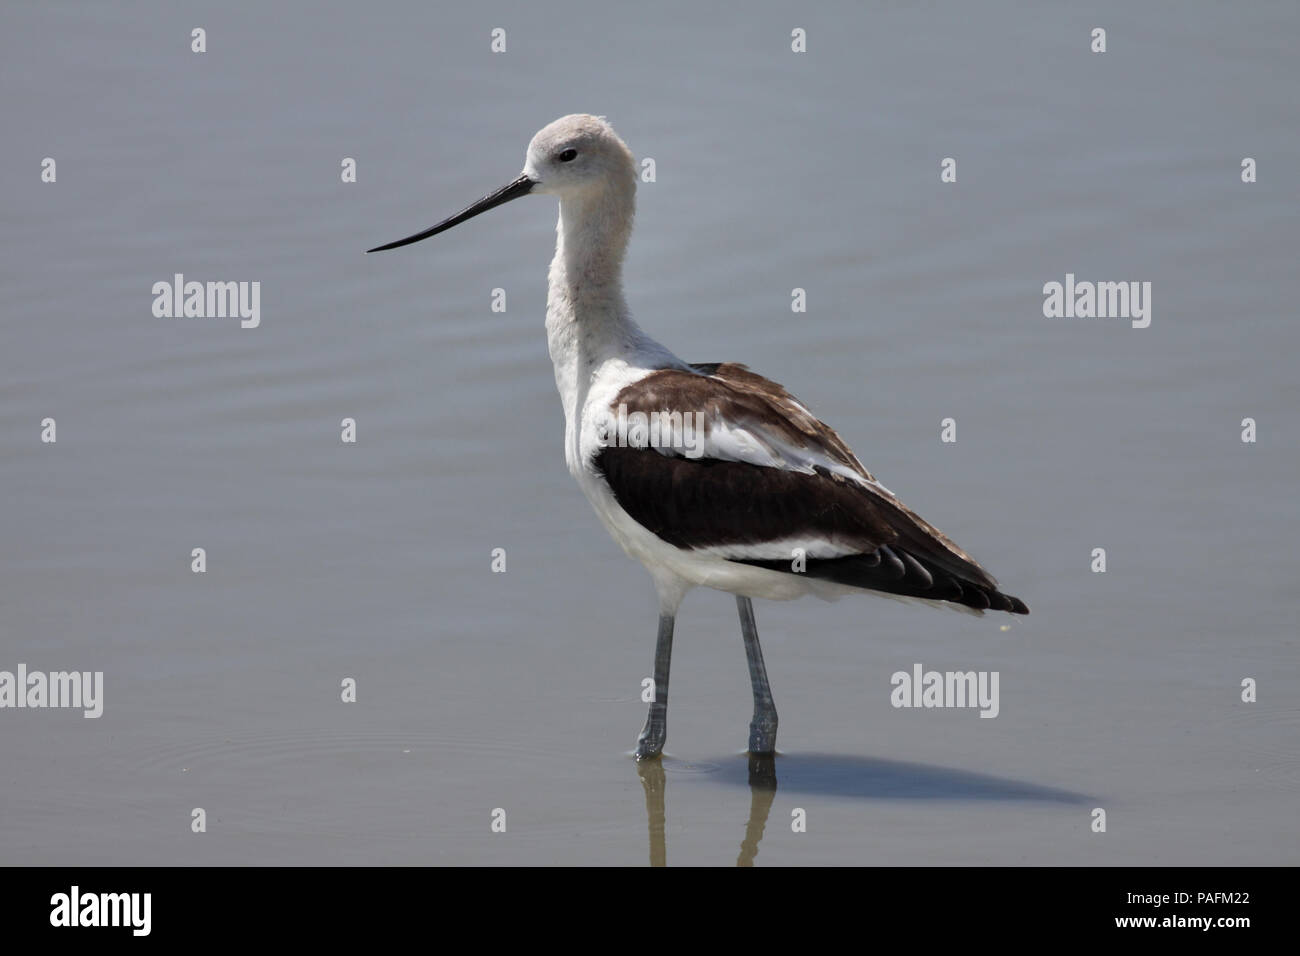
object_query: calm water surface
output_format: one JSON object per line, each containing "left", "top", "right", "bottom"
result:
{"left": 2, "top": 1, "right": 1297, "bottom": 864}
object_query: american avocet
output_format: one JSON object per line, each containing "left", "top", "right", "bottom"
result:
{"left": 369, "top": 114, "right": 1028, "bottom": 760}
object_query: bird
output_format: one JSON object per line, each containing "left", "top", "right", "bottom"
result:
{"left": 368, "top": 114, "right": 1028, "bottom": 760}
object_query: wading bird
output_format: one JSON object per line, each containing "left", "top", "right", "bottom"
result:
{"left": 369, "top": 115, "right": 1028, "bottom": 760}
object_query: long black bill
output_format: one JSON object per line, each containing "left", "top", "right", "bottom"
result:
{"left": 366, "top": 173, "right": 535, "bottom": 253}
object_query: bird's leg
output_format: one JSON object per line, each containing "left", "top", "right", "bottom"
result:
{"left": 635, "top": 612, "right": 675, "bottom": 760}
{"left": 736, "top": 596, "right": 778, "bottom": 754}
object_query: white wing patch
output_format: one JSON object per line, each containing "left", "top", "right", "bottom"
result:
{"left": 630, "top": 415, "right": 897, "bottom": 500}
{"left": 690, "top": 534, "right": 866, "bottom": 562}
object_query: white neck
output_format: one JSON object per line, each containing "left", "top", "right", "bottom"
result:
{"left": 552, "top": 186, "right": 634, "bottom": 297}
{"left": 544, "top": 185, "right": 682, "bottom": 453}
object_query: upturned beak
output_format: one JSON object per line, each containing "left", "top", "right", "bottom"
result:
{"left": 366, "top": 173, "right": 536, "bottom": 253}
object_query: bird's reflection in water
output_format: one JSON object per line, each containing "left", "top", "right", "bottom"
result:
{"left": 736, "top": 754, "right": 777, "bottom": 867}
{"left": 634, "top": 752, "right": 1085, "bottom": 865}
{"left": 636, "top": 758, "right": 668, "bottom": 867}
{"left": 636, "top": 754, "right": 778, "bottom": 867}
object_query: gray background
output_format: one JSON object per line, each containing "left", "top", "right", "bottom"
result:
{"left": 2, "top": 0, "right": 1296, "bottom": 865}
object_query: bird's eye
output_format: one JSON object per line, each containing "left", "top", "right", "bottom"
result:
{"left": 558, "top": 148, "right": 578, "bottom": 162}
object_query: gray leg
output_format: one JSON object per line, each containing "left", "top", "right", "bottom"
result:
{"left": 635, "top": 613, "right": 675, "bottom": 760}
{"left": 736, "top": 596, "right": 778, "bottom": 754}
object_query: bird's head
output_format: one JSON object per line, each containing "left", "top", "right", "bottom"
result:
{"left": 366, "top": 113, "right": 635, "bottom": 254}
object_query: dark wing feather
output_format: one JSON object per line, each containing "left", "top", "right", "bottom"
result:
{"left": 594, "top": 446, "right": 1028, "bottom": 615}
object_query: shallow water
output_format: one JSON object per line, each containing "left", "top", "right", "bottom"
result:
{"left": 2, "top": 0, "right": 1297, "bottom": 864}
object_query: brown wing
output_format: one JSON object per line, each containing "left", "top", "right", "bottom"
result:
{"left": 594, "top": 363, "right": 1029, "bottom": 614}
